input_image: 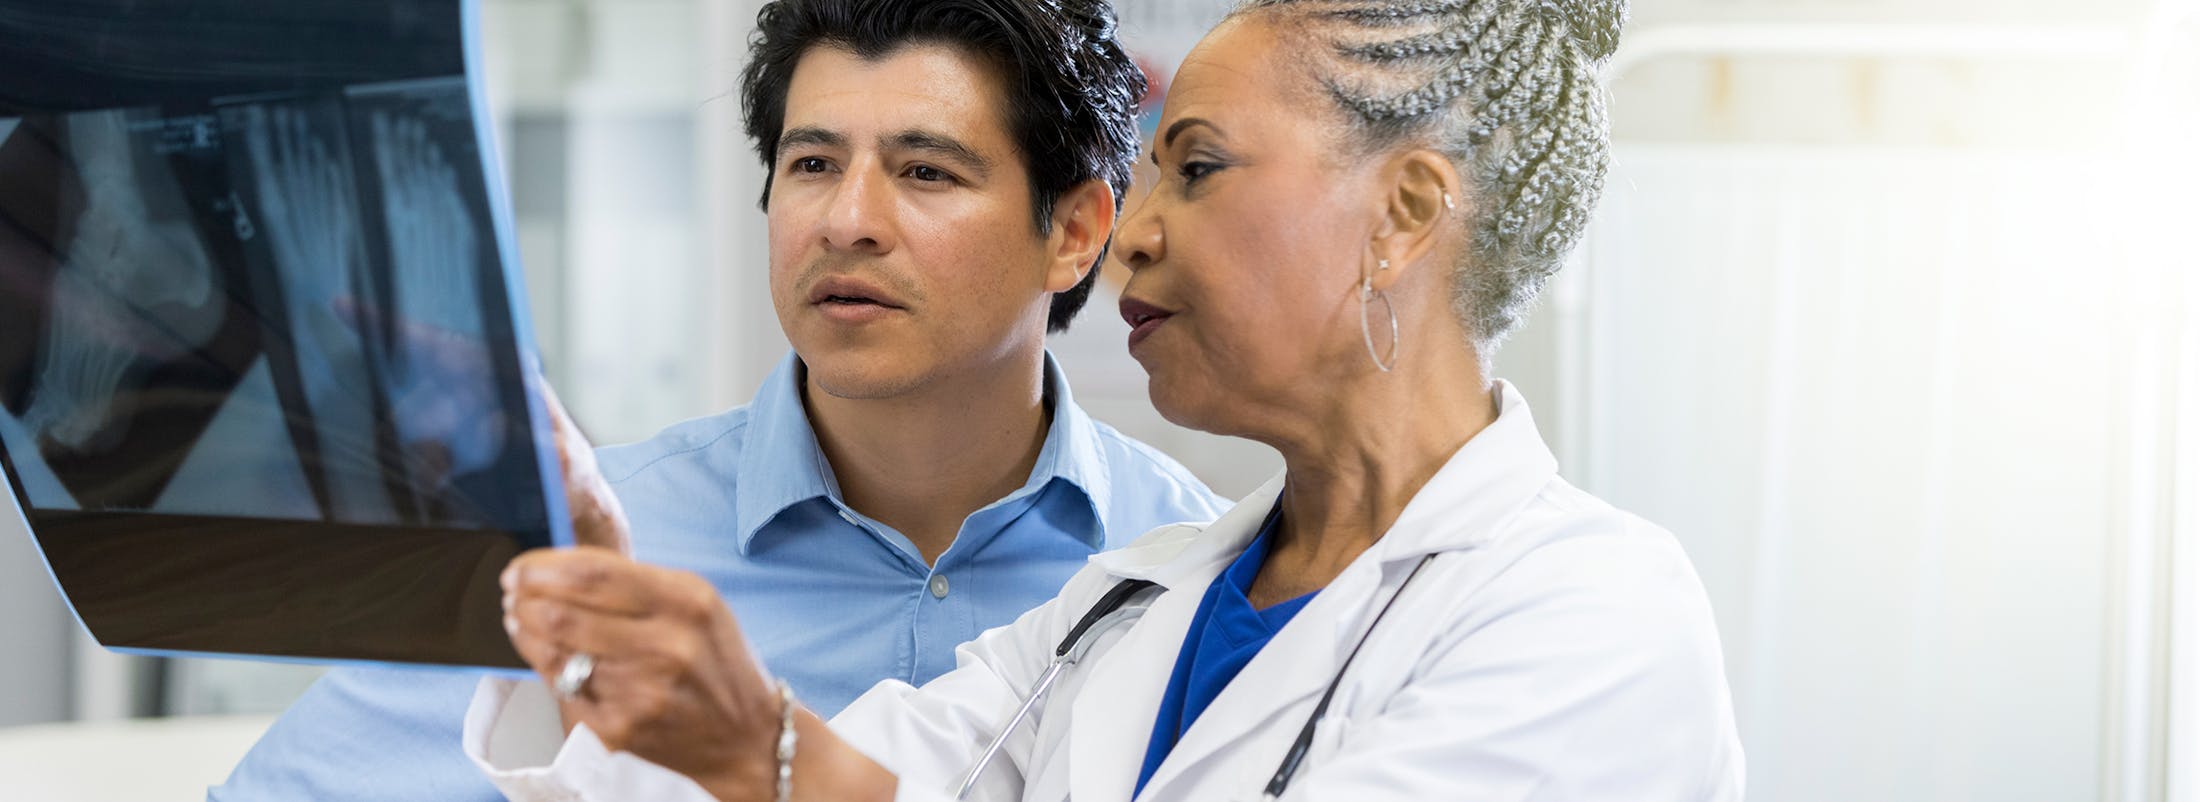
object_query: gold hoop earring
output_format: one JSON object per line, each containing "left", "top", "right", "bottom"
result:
{"left": 1360, "top": 273, "right": 1399, "bottom": 373}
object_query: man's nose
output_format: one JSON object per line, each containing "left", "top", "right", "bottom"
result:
{"left": 821, "top": 165, "right": 895, "bottom": 254}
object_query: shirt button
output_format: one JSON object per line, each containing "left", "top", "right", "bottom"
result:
{"left": 928, "top": 574, "right": 951, "bottom": 599}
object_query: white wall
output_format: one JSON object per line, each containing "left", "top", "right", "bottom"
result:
{"left": 1574, "top": 146, "right": 2143, "bottom": 800}
{"left": 1576, "top": 6, "right": 2197, "bottom": 795}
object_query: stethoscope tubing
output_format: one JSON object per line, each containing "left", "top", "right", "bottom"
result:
{"left": 954, "top": 585, "right": 1158, "bottom": 800}
{"left": 953, "top": 552, "right": 1439, "bottom": 801}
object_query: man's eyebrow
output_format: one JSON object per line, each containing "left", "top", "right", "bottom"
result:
{"left": 884, "top": 129, "right": 992, "bottom": 178}
{"left": 777, "top": 126, "right": 846, "bottom": 157}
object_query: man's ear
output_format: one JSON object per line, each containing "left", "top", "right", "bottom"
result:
{"left": 1043, "top": 178, "right": 1117, "bottom": 293}
{"left": 1366, "top": 150, "right": 1463, "bottom": 293}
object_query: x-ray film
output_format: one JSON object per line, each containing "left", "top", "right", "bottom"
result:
{"left": 0, "top": 0, "right": 566, "bottom": 668}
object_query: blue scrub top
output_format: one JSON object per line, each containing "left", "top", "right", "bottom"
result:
{"left": 1135, "top": 504, "right": 1314, "bottom": 797}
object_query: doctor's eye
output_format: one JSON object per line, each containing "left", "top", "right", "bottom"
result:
{"left": 789, "top": 156, "right": 832, "bottom": 174}
{"left": 1178, "top": 160, "right": 1223, "bottom": 187}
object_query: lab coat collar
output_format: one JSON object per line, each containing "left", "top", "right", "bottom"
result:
{"left": 1090, "top": 379, "right": 1556, "bottom": 584}
{"left": 1076, "top": 380, "right": 1562, "bottom": 800}
{"left": 1363, "top": 377, "right": 1558, "bottom": 562}
{"left": 732, "top": 351, "right": 1111, "bottom": 554}
{"left": 1087, "top": 474, "right": 1282, "bottom": 590}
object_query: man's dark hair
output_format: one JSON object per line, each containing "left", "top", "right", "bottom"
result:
{"left": 740, "top": 0, "right": 1146, "bottom": 333}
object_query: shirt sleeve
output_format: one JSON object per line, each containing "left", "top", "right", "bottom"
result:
{"left": 457, "top": 560, "right": 1097, "bottom": 802}
{"left": 460, "top": 676, "right": 718, "bottom": 802}
{"left": 208, "top": 666, "right": 503, "bottom": 802}
{"left": 457, "top": 670, "right": 978, "bottom": 802}
{"left": 458, "top": 535, "right": 1181, "bottom": 802}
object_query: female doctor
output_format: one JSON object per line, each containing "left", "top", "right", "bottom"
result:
{"left": 477, "top": 0, "right": 1745, "bottom": 799}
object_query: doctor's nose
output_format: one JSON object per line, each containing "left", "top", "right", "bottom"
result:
{"left": 1114, "top": 191, "right": 1163, "bottom": 272}
{"left": 820, "top": 167, "right": 897, "bottom": 254}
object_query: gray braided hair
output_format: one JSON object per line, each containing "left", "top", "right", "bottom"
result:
{"left": 1231, "top": 0, "right": 1625, "bottom": 349}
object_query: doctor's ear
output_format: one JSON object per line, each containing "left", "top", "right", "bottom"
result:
{"left": 1366, "top": 150, "right": 1463, "bottom": 293}
{"left": 1043, "top": 178, "right": 1116, "bottom": 293}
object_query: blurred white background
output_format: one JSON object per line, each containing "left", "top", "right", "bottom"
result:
{"left": 1, "top": 0, "right": 2195, "bottom": 799}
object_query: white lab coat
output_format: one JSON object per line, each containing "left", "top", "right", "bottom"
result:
{"left": 464, "top": 382, "right": 1746, "bottom": 801}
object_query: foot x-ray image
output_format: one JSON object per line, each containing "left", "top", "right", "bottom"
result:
{"left": 0, "top": 0, "right": 556, "bottom": 667}
{"left": 0, "top": 81, "right": 533, "bottom": 531}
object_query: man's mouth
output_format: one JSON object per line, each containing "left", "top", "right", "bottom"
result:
{"left": 807, "top": 276, "right": 906, "bottom": 311}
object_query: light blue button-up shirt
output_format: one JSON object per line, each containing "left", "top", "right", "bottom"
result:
{"left": 210, "top": 352, "right": 1226, "bottom": 801}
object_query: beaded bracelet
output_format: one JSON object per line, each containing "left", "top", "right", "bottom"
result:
{"left": 774, "top": 679, "right": 797, "bottom": 802}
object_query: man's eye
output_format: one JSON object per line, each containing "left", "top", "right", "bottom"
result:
{"left": 791, "top": 157, "right": 830, "bottom": 173}
{"left": 906, "top": 164, "right": 952, "bottom": 183}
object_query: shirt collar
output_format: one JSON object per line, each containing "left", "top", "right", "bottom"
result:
{"left": 732, "top": 352, "right": 843, "bottom": 553}
{"left": 1026, "top": 351, "right": 1114, "bottom": 544}
{"left": 732, "top": 350, "right": 1115, "bottom": 554}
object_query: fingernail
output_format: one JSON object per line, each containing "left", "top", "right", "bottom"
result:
{"left": 500, "top": 566, "right": 518, "bottom": 591}
{"left": 504, "top": 615, "right": 519, "bottom": 636}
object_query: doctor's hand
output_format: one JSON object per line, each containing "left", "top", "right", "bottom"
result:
{"left": 501, "top": 548, "right": 897, "bottom": 802}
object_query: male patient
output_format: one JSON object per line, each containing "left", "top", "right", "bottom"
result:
{"left": 211, "top": 0, "right": 1223, "bottom": 797}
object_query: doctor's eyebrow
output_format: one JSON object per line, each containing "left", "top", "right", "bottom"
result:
{"left": 1162, "top": 117, "right": 1221, "bottom": 149}
{"left": 1152, "top": 117, "right": 1225, "bottom": 167}
{"left": 777, "top": 126, "right": 846, "bottom": 158}
{"left": 883, "top": 129, "right": 993, "bottom": 179}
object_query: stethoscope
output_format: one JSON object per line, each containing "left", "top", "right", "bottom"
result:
{"left": 953, "top": 552, "right": 1439, "bottom": 801}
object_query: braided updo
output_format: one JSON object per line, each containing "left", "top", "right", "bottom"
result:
{"left": 1232, "top": 0, "right": 1625, "bottom": 349}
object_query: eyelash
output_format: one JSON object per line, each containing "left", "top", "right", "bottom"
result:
{"left": 784, "top": 157, "right": 956, "bottom": 185}
{"left": 1178, "top": 160, "right": 1222, "bottom": 187}
{"left": 904, "top": 164, "right": 954, "bottom": 183}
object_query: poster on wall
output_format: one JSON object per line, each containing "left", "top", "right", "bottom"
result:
{"left": 1117, "top": 0, "right": 1240, "bottom": 193}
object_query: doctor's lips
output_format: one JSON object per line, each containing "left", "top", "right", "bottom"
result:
{"left": 1119, "top": 297, "right": 1174, "bottom": 349}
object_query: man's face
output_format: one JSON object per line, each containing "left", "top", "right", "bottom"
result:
{"left": 767, "top": 44, "right": 1061, "bottom": 400}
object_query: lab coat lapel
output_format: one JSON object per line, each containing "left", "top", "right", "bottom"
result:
{"left": 1134, "top": 381, "right": 1560, "bottom": 799}
{"left": 1063, "top": 572, "right": 1206, "bottom": 802}
{"left": 1129, "top": 559, "right": 1382, "bottom": 801}
{"left": 1067, "top": 476, "right": 1282, "bottom": 802}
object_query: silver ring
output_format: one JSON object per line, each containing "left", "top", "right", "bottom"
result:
{"left": 554, "top": 652, "right": 596, "bottom": 699}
